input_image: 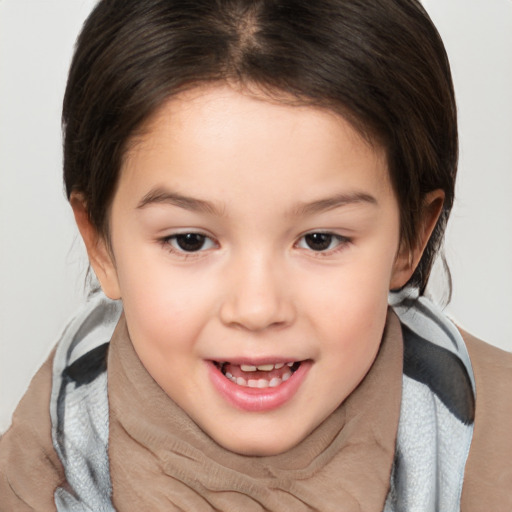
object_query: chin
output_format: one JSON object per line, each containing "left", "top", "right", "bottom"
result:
{"left": 226, "top": 442, "right": 292, "bottom": 457}
{"left": 215, "top": 429, "right": 303, "bottom": 457}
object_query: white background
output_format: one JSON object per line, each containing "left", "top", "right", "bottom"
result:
{"left": 1, "top": 0, "right": 511, "bottom": 433}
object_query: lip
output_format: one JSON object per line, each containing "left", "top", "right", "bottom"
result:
{"left": 207, "top": 359, "right": 311, "bottom": 412}
{"left": 212, "top": 356, "right": 297, "bottom": 366}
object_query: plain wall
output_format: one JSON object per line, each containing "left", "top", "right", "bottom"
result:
{"left": 1, "top": 0, "right": 511, "bottom": 433}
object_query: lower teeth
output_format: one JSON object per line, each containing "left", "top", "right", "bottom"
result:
{"left": 219, "top": 362, "right": 300, "bottom": 388}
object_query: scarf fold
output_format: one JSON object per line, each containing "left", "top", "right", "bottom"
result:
{"left": 107, "top": 308, "right": 402, "bottom": 511}
{"left": 50, "top": 290, "right": 474, "bottom": 511}
{"left": 385, "top": 290, "right": 475, "bottom": 511}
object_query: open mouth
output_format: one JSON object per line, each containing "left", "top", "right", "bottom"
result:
{"left": 208, "top": 359, "right": 311, "bottom": 412}
{"left": 213, "top": 361, "right": 302, "bottom": 389}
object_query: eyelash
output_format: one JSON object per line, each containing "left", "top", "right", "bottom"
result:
{"left": 295, "top": 232, "right": 351, "bottom": 256}
{"left": 159, "top": 232, "right": 217, "bottom": 258}
{"left": 159, "top": 231, "right": 351, "bottom": 258}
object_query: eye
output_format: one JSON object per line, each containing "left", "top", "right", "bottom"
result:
{"left": 166, "top": 233, "right": 216, "bottom": 253}
{"left": 296, "top": 232, "right": 348, "bottom": 252}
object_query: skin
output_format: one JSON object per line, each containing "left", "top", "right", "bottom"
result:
{"left": 73, "top": 84, "right": 443, "bottom": 456}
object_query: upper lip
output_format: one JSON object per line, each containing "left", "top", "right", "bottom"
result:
{"left": 211, "top": 357, "right": 304, "bottom": 366}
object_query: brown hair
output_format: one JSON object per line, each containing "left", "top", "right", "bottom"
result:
{"left": 63, "top": 0, "right": 458, "bottom": 293}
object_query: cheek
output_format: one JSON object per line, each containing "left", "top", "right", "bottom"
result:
{"left": 317, "top": 279, "right": 389, "bottom": 393}
{"left": 112, "top": 242, "right": 218, "bottom": 353}
{"left": 318, "top": 287, "right": 388, "bottom": 357}
{"left": 298, "top": 245, "right": 395, "bottom": 358}
{"left": 303, "top": 246, "right": 394, "bottom": 315}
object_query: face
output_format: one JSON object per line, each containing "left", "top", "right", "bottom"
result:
{"left": 94, "top": 85, "right": 411, "bottom": 455}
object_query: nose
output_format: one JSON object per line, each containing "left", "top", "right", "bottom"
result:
{"left": 219, "top": 253, "right": 295, "bottom": 332}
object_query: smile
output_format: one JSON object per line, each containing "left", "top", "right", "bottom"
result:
{"left": 208, "top": 360, "right": 309, "bottom": 412}
{"left": 214, "top": 361, "right": 301, "bottom": 388}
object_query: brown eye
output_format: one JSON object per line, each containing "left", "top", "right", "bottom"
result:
{"left": 296, "top": 232, "right": 349, "bottom": 253}
{"left": 304, "top": 233, "right": 334, "bottom": 251}
{"left": 171, "top": 233, "right": 210, "bottom": 252}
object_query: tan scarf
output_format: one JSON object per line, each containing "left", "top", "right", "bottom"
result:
{"left": 107, "top": 312, "right": 403, "bottom": 512}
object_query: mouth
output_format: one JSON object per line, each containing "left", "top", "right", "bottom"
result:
{"left": 208, "top": 359, "right": 310, "bottom": 412}
{"left": 213, "top": 360, "right": 302, "bottom": 389}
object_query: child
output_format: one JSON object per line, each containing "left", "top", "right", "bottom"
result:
{"left": 1, "top": 0, "right": 511, "bottom": 510}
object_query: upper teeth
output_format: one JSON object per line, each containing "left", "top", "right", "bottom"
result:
{"left": 239, "top": 362, "right": 289, "bottom": 372}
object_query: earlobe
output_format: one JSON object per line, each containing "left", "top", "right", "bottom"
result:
{"left": 70, "top": 192, "right": 121, "bottom": 300}
{"left": 390, "top": 245, "right": 415, "bottom": 290}
{"left": 390, "top": 189, "right": 445, "bottom": 290}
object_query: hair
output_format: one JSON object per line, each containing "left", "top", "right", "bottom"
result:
{"left": 63, "top": 0, "right": 458, "bottom": 294}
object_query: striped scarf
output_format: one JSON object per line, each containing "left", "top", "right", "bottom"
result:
{"left": 50, "top": 290, "right": 474, "bottom": 511}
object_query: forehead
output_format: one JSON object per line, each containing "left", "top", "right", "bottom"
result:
{"left": 120, "top": 84, "right": 393, "bottom": 209}
{"left": 135, "top": 83, "right": 381, "bottom": 152}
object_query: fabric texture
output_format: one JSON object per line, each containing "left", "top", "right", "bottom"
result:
{"left": 1, "top": 290, "right": 511, "bottom": 511}
{"left": 0, "top": 348, "right": 65, "bottom": 511}
{"left": 107, "top": 306, "right": 402, "bottom": 511}
{"left": 51, "top": 290, "right": 474, "bottom": 511}
{"left": 50, "top": 295, "right": 122, "bottom": 511}
{"left": 385, "top": 291, "right": 475, "bottom": 511}
{"left": 460, "top": 329, "right": 512, "bottom": 510}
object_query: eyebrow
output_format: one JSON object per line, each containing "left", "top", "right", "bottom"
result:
{"left": 136, "top": 188, "right": 377, "bottom": 217}
{"left": 291, "top": 192, "right": 378, "bottom": 216}
{"left": 136, "top": 188, "right": 224, "bottom": 216}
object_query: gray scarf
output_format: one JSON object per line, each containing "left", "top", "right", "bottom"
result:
{"left": 50, "top": 290, "right": 474, "bottom": 511}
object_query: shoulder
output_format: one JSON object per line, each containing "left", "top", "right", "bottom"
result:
{"left": 463, "top": 329, "right": 512, "bottom": 371}
{"left": 462, "top": 329, "right": 512, "bottom": 417}
{"left": 0, "top": 349, "right": 64, "bottom": 511}
{"left": 463, "top": 329, "right": 512, "bottom": 406}
{"left": 460, "top": 329, "right": 512, "bottom": 512}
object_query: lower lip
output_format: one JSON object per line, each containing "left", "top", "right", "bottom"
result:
{"left": 207, "top": 361, "right": 311, "bottom": 412}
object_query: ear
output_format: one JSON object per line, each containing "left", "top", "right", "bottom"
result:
{"left": 390, "top": 189, "right": 445, "bottom": 290}
{"left": 70, "top": 192, "right": 121, "bottom": 300}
